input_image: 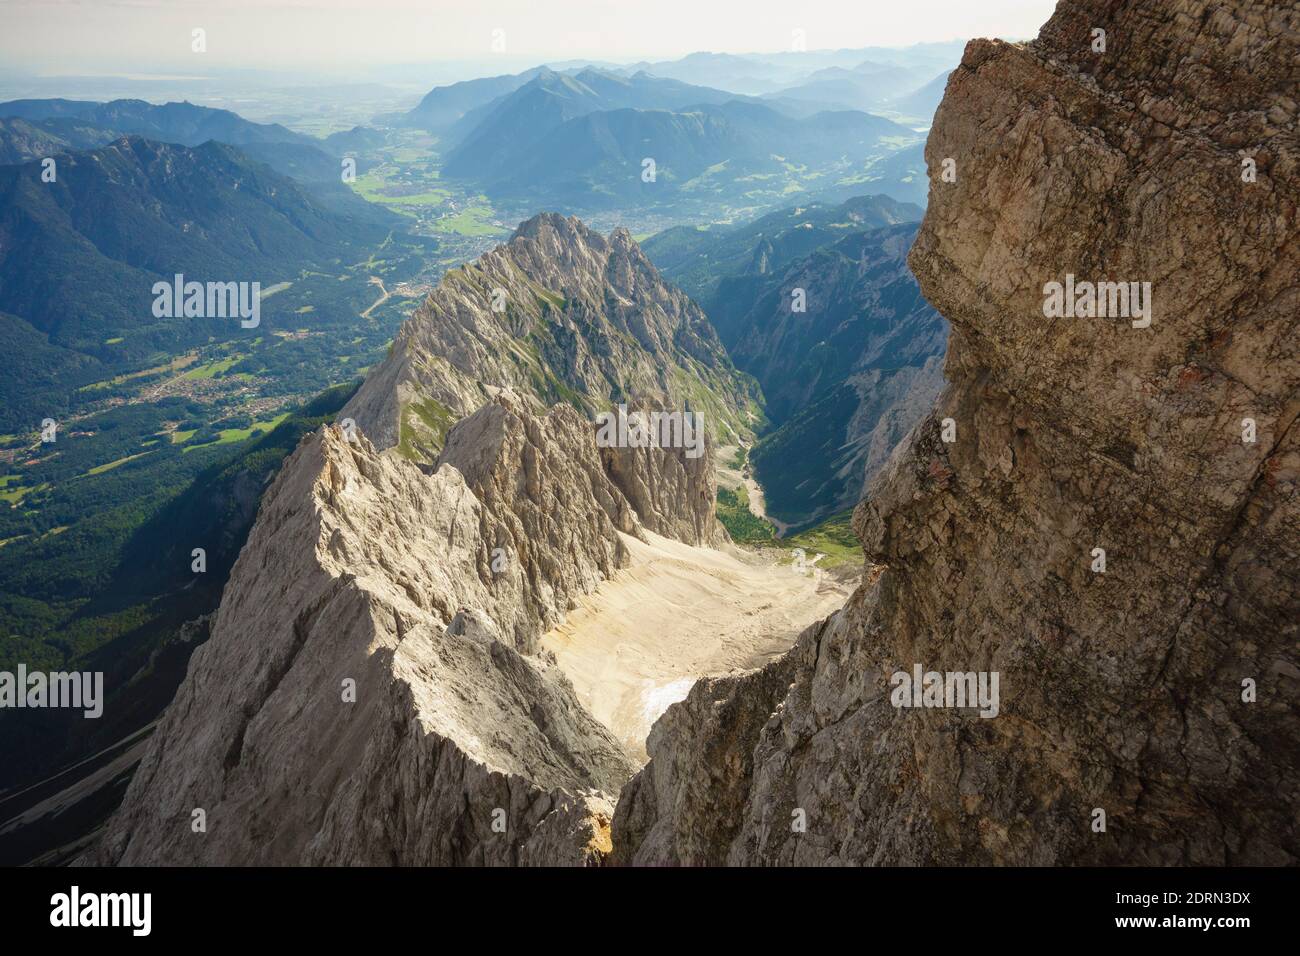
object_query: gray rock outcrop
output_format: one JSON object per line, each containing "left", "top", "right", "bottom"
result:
{"left": 599, "top": 412, "right": 722, "bottom": 547}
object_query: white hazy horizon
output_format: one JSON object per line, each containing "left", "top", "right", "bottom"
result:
{"left": 1, "top": 0, "right": 1059, "bottom": 76}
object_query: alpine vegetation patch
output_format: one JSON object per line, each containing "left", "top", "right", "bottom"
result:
{"left": 595, "top": 404, "right": 705, "bottom": 459}
{"left": 0, "top": 665, "right": 103, "bottom": 718}
{"left": 50, "top": 886, "right": 151, "bottom": 936}
{"left": 890, "top": 664, "right": 1000, "bottom": 718}
{"left": 1042, "top": 274, "right": 1152, "bottom": 328}
{"left": 151, "top": 273, "right": 261, "bottom": 328}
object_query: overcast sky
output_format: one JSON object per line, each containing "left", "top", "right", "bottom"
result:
{"left": 1, "top": 0, "right": 1060, "bottom": 75}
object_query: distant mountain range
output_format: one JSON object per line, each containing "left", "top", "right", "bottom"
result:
{"left": 0, "top": 98, "right": 315, "bottom": 148}
{"left": 390, "top": 69, "right": 544, "bottom": 131}
{"left": 440, "top": 68, "right": 747, "bottom": 179}
{"left": 498, "top": 102, "right": 914, "bottom": 205}
{"left": 0, "top": 98, "right": 389, "bottom": 195}
{"left": 620, "top": 41, "right": 965, "bottom": 96}
{"left": 645, "top": 193, "right": 922, "bottom": 307}
{"left": 407, "top": 67, "right": 923, "bottom": 210}
{"left": 886, "top": 70, "right": 954, "bottom": 121}
{"left": 390, "top": 44, "right": 964, "bottom": 135}
{"left": 765, "top": 62, "right": 944, "bottom": 113}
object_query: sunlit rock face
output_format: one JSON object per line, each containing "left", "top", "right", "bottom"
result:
{"left": 612, "top": 0, "right": 1298, "bottom": 866}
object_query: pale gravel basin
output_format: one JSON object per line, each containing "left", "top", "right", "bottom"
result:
{"left": 541, "top": 529, "right": 850, "bottom": 761}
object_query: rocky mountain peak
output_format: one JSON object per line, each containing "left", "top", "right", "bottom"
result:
{"left": 508, "top": 210, "right": 591, "bottom": 244}
{"left": 342, "top": 211, "right": 753, "bottom": 459}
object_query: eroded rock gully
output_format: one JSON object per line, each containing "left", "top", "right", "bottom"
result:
{"left": 612, "top": 0, "right": 1298, "bottom": 865}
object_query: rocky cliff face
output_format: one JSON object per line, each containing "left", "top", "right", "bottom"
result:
{"left": 599, "top": 421, "right": 722, "bottom": 547}
{"left": 613, "top": 0, "right": 1298, "bottom": 865}
{"left": 342, "top": 212, "right": 756, "bottom": 462}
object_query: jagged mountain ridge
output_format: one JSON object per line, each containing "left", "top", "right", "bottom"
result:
{"left": 343, "top": 212, "right": 758, "bottom": 466}
{"left": 92, "top": 398, "right": 645, "bottom": 864}
{"left": 91, "top": 386, "right": 732, "bottom": 864}
{"left": 612, "top": 0, "right": 1298, "bottom": 865}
